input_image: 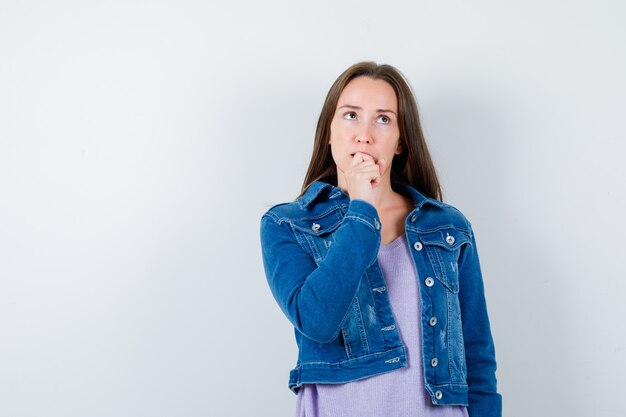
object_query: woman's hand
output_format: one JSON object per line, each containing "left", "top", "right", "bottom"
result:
{"left": 344, "top": 152, "right": 387, "bottom": 206}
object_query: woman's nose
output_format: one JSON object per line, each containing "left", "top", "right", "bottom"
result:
{"left": 355, "top": 126, "right": 372, "bottom": 143}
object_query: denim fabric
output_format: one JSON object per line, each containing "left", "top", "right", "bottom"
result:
{"left": 259, "top": 180, "right": 502, "bottom": 417}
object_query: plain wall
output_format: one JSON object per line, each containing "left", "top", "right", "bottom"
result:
{"left": 1, "top": 1, "right": 625, "bottom": 416}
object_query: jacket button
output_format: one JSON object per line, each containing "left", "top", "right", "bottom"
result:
{"left": 425, "top": 277, "right": 434, "bottom": 287}
{"left": 446, "top": 235, "right": 455, "bottom": 245}
{"left": 410, "top": 214, "right": 417, "bottom": 222}
{"left": 413, "top": 241, "right": 423, "bottom": 251}
{"left": 429, "top": 317, "right": 437, "bottom": 326}
{"left": 435, "top": 390, "right": 443, "bottom": 400}
{"left": 431, "top": 357, "right": 438, "bottom": 367}
{"left": 374, "top": 218, "right": 380, "bottom": 230}
{"left": 311, "top": 223, "right": 321, "bottom": 231}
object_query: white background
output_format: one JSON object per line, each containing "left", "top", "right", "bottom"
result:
{"left": 1, "top": 1, "right": 625, "bottom": 416}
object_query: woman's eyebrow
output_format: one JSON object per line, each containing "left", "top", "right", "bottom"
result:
{"left": 338, "top": 104, "right": 397, "bottom": 115}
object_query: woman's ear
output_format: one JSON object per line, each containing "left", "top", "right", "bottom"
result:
{"left": 395, "top": 141, "right": 403, "bottom": 155}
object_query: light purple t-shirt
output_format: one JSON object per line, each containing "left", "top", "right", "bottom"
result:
{"left": 295, "top": 234, "right": 469, "bottom": 417}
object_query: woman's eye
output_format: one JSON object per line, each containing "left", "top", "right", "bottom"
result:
{"left": 343, "top": 112, "right": 357, "bottom": 120}
{"left": 377, "top": 115, "right": 390, "bottom": 124}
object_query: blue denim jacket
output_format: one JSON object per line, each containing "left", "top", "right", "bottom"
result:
{"left": 260, "top": 180, "right": 502, "bottom": 416}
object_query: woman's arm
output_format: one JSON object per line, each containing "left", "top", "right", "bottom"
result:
{"left": 457, "top": 224, "right": 502, "bottom": 417}
{"left": 260, "top": 199, "right": 381, "bottom": 343}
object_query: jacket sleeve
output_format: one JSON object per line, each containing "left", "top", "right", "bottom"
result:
{"left": 457, "top": 223, "right": 502, "bottom": 417}
{"left": 259, "top": 199, "right": 381, "bottom": 343}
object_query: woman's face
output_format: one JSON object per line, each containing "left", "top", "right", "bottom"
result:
{"left": 329, "top": 76, "right": 402, "bottom": 178}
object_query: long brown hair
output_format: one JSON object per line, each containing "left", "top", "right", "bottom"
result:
{"left": 300, "top": 61, "right": 443, "bottom": 201}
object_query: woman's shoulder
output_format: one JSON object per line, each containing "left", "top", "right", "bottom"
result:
{"left": 261, "top": 181, "right": 345, "bottom": 223}
{"left": 261, "top": 199, "right": 300, "bottom": 223}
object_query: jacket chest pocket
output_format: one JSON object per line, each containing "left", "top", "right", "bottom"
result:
{"left": 289, "top": 210, "right": 343, "bottom": 264}
{"left": 420, "top": 228, "right": 470, "bottom": 293}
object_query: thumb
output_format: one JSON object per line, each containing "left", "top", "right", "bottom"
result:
{"left": 377, "top": 158, "right": 387, "bottom": 176}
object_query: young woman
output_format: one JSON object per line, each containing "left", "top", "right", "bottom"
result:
{"left": 260, "top": 62, "right": 501, "bottom": 417}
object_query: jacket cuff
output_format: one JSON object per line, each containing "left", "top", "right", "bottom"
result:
{"left": 344, "top": 199, "right": 381, "bottom": 233}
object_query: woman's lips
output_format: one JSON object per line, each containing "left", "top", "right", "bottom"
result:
{"left": 351, "top": 151, "right": 374, "bottom": 159}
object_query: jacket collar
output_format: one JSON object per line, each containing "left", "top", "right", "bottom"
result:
{"left": 297, "top": 181, "right": 344, "bottom": 209}
{"left": 298, "top": 180, "right": 445, "bottom": 210}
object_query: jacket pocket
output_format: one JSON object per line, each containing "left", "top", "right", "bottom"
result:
{"left": 290, "top": 210, "right": 343, "bottom": 264}
{"left": 420, "top": 227, "right": 470, "bottom": 292}
{"left": 340, "top": 294, "right": 370, "bottom": 358}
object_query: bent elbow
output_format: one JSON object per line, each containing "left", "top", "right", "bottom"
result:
{"left": 286, "top": 298, "right": 342, "bottom": 344}
{"left": 297, "top": 322, "right": 340, "bottom": 344}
